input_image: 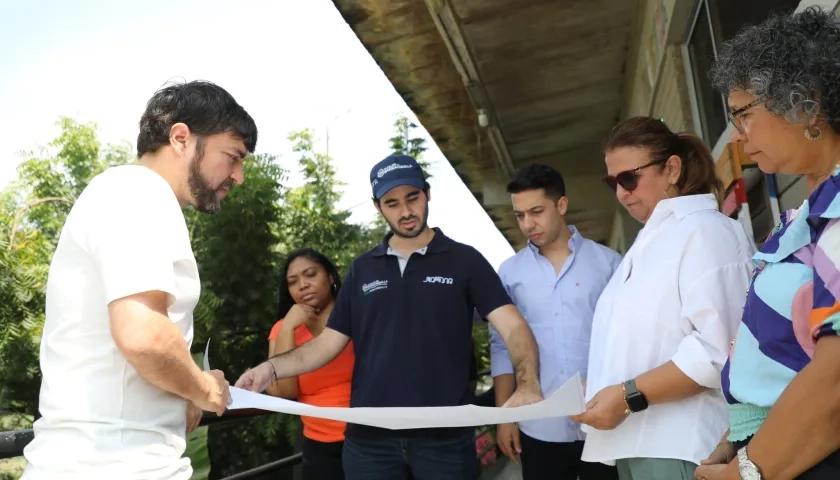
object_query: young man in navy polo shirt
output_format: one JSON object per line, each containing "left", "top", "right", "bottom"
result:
{"left": 237, "top": 154, "right": 542, "bottom": 480}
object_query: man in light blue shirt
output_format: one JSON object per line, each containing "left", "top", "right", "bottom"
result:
{"left": 490, "top": 164, "right": 621, "bottom": 480}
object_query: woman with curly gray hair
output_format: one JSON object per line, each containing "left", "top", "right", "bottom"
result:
{"left": 694, "top": 6, "right": 840, "bottom": 480}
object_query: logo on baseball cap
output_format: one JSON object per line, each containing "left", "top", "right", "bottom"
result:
{"left": 370, "top": 154, "right": 425, "bottom": 200}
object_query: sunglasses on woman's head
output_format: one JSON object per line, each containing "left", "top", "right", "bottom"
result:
{"left": 602, "top": 159, "right": 667, "bottom": 193}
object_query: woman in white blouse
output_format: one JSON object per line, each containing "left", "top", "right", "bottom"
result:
{"left": 571, "top": 116, "right": 755, "bottom": 480}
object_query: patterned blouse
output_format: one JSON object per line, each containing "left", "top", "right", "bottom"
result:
{"left": 722, "top": 168, "right": 840, "bottom": 442}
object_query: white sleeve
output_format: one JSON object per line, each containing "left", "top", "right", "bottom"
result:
{"left": 489, "top": 322, "right": 514, "bottom": 377}
{"left": 672, "top": 223, "right": 753, "bottom": 388}
{"left": 84, "top": 176, "right": 182, "bottom": 306}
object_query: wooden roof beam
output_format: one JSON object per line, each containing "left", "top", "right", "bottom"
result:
{"left": 422, "top": 0, "right": 516, "bottom": 178}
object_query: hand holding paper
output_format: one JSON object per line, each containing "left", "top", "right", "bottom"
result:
{"left": 235, "top": 361, "right": 277, "bottom": 393}
{"left": 570, "top": 383, "right": 628, "bottom": 430}
{"left": 198, "top": 339, "right": 231, "bottom": 416}
{"left": 195, "top": 371, "right": 231, "bottom": 416}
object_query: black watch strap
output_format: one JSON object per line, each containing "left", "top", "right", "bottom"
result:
{"left": 623, "top": 379, "right": 649, "bottom": 413}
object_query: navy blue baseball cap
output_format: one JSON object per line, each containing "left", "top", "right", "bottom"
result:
{"left": 370, "top": 154, "right": 426, "bottom": 200}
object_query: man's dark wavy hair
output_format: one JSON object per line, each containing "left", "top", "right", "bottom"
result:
{"left": 710, "top": 6, "right": 840, "bottom": 134}
{"left": 137, "top": 80, "right": 258, "bottom": 157}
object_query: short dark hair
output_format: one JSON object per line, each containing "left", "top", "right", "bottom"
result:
{"left": 276, "top": 248, "right": 342, "bottom": 320}
{"left": 506, "top": 164, "right": 566, "bottom": 200}
{"left": 137, "top": 80, "right": 258, "bottom": 157}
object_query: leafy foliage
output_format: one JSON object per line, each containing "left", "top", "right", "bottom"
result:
{"left": 388, "top": 115, "right": 430, "bottom": 175}
{"left": 11, "top": 118, "right": 130, "bottom": 252}
{"left": 0, "top": 234, "right": 43, "bottom": 416}
{"left": 472, "top": 323, "right": 491, "bottom": 374}
{"left": 281, "top": 129, "right": 380, "bottom": 273}
{"left": 185, "top": 426, "right": 211, "bottom": 480}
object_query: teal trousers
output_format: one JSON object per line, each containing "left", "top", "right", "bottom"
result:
{"left": 615, "top": 457, "right": 698, "bottom": 480}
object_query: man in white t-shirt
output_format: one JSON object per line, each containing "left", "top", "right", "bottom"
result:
{"left": 21, "top": 80, "right": 258, "bottom": 480}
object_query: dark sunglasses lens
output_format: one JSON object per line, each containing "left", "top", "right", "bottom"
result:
{"left": 603, "top": 176, "right": 618, "bottom": 192}
{"left": 616, "top": 172, "right": 638, "bottom": 192}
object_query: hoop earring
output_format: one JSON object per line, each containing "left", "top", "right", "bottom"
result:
{"left": 664, "top": 182, "right": 675, "bottom": 199}
{"left": 805, "top": 126, "right": 822, "bottom": 141}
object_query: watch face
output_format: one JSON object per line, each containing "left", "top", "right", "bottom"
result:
{"left": 627, "top": 393, "right": 647, "bottom": 412}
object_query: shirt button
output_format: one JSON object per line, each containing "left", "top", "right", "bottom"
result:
{"left": 554, "top": 312, "right": 559, "bottom": 316}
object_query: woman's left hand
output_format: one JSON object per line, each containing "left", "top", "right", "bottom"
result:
{"left": 570, "top": 384, "right": 629, "bottom": 430}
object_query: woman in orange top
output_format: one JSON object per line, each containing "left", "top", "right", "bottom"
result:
{"left": 267, "top": 248, "right": 354, "bottom": 480}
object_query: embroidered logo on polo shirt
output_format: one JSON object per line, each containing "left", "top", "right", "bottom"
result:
{"left": 362, "top": 280, "right": 388, "bottom": 295}
{"left": 423, "top": 276, "right": 454, "bottom": 285}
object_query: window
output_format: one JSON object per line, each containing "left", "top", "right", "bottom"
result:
{"left": 711, "top": 0, "right": 799, "bottom": 42}
{"left": 745, "top": 171, "right": 773, "bottom": 244}
{"left": 686, "top": 2, "right": 727, "bottom": 144}
{"left": 685, "top": 0, "right": 801, "bottom": 145}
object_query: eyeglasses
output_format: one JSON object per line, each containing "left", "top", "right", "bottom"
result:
{"left": 728, "top": 99, "right": 762, "bottom": 135}
{"left": 602, "top": 159, "right": 667, "bottom": 193}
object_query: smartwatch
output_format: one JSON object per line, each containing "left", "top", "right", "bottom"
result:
{"left": 623, "top": 379, "right": 649, "bottom": 413}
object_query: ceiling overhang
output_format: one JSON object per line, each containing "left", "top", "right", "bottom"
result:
{"left": 332, "top": 0, "right": 635, "bottom": 249}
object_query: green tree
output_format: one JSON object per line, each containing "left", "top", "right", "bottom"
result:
{"left": 10, "top": 118, "right": 131, "bottom": 254}
{"left": 0, "top": 233, "right": 43, "bottom": 417}
{"left": 389, "top": 114, "right": 430, "bottom": 174}
{"left": 280, "top": 129, "right": 380, "bottom": 273}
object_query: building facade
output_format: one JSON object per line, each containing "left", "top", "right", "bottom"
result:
{"left": 608, "top": 0, "right": 840, "bottom": 252}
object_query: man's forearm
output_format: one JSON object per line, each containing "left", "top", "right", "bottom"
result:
{"left": 506, "top": 323, "right": 540, "bottom": 388}
{"left": 267, "top": 333, "right": 341, "bottom": 379}
{"left": 120, "top": 315, "right": 206, "bottom": 403}
{"left": 745, "top": 337, "right": 840, "bottom": 479}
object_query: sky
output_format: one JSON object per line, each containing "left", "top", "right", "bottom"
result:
{"left": 0, "top": 0, "right": 515, "bottom": 269}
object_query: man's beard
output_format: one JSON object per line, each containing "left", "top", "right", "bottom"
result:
{"left": 187, "top": 139, "right": 230, "bottom": 214}
{"left": 386, "top": 205, "right": 429, "bottom": 239}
